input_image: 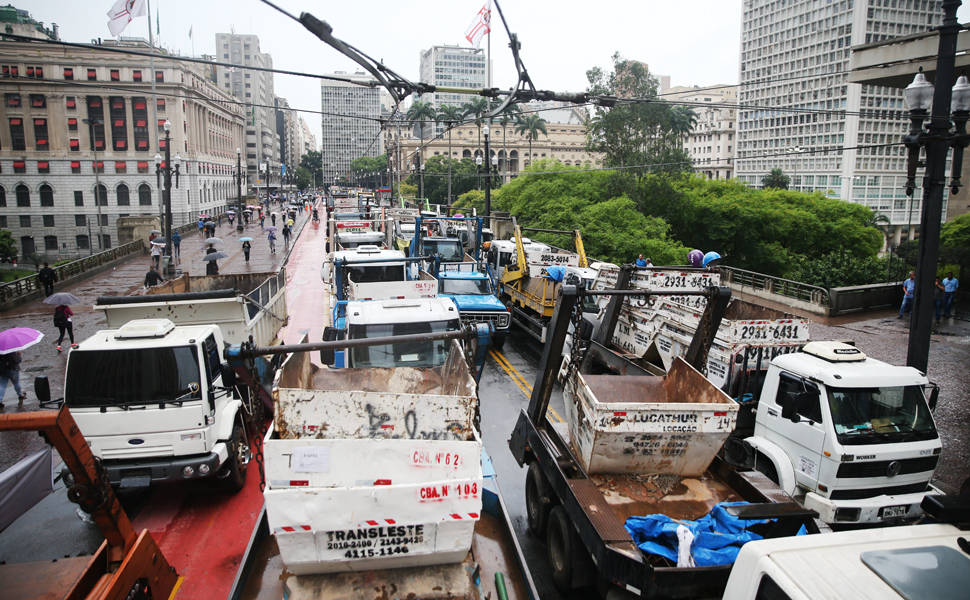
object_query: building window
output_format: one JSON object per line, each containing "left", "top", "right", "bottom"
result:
{"left": 132, "top": 69, "right": 142, "bottom": 81}
{"left": 70, "top": 161, "right": 81, "bottom": 174}
{"left": 75, "top": 214, "right": 86, "bottom": 226}
{"left": 38, "top": 161, "right": 50, "bottom": 173}
{"left": 5, "top": 93, "right": 20, "bottom": 107}
{"left": 0, "top": 186, "right": 5, "bottom": 206}
{"left": 40, "top": 184, "right": 53, "bottom": 206}
{"left": 87, "top": 68, "right": 97, "bottom": 81}
{"left": 99, "top": 214, "right": 108, "bottom": 227}
{"left": 138, "top": 183, "right": 152, "bottom": 205}
{"left": 20, "top": 215, "right": 31, "bottom": 228}
{"left": 76, "top": 235, "right": 89, "bottom": 250}
{"left": 30, "top": 94, "right": 45, "bottom": 108}
{"left": 68, "top": 117, "right": 78, "bottom": 131}
{"left": 15, "top": 185, "right": 29, "bottom": 206}
{"left": 137, "top": 160, "right": 149, "bottom": 173}
{"left": 9, "top": 118, "right": 25, "bottom": 150}
{"left": 33, "top": 118, "right": 48, "bottom": 150}
{"left": 115, "top": 161, "right": 126, "bottom": 173}
{"left": 0, "top": 216, "right": 5, "bottom": 228}
{"left": 101, "top": 234, "right": 111, "bottom": 249}
{"left": 110, "top": 69, "right": 120, "bottom": 81}
{"left": 132, "top": 98, "right": 149, "bottom": 150}
{"left": 63, "top": 67, "right": 74, "bottom": 80}
{"left": 66, "top": 96, "right": 76, "bottom": 109}
{"left": 116, "top": 183, "right": 130, "bottom": 206}
{"left": 43, "top": 215, "right": 55, "bottom": 227}
{"left": 92, "top": 161, "right": 104, "bottom": 173}
{"left": 157, "top": 98, "right": 165, "bottom": 111}
{"left": 154, "top": 70, "right": 164, "bottom": 82}
{"left": 86, "top": 97, "right": 106, "bottom": 150}
{"left": 109, "top": 96, "right": 127, "bottom": 151}
{"left": 13, "top": 160, "right": 25, "bottom": 173}
{"left": 74, "top": 191, "right": 83, "bottom": 206}
{"left": 44, "top": 236, "right": 57, "bottom": 251}
{"left": 95, "top": 184, "right": 107, "bottom": 206}
{"left": 69, "top": 139, "right": 79, "bottom": 151}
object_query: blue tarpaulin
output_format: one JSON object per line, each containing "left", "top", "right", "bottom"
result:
{"left": 544, "top": 266, "right": 565, "bottom": 282}
{"left": 625, "top": 502, "right": 785, "bottom": 567}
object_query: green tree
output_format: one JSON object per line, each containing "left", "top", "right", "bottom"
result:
{"left": 585, "top": 53, "right": 694, "bottom": 173}
{"left": 405, "top": 156, "right": 480, "bottom": 205}
{"left": 437, "top": 104, "right": 466, "bottom": 205}
{"left": 941, "top": 212, "right": 970, "bottom": 281}
{"left": 453, "top": 189, "right": 485, "bottom": 214}
{"left": 406, "top": 100, "right": 436, "bottom": 140}
{"left": 299, "top": 150, "right": 322, "bottom": 186}
{"left": 514, "top": 114, "right": 548, "bottom": 168}
{"left": 761, "top": 168, "right": 790, "bottom": 190}
{"left": 350, "top": 154, "right": 388, "bottom": 188}
{"left": 0, "top": 230, "right": 16, "bottom": 262}
{"left": 461, "top": 97, "right": 491, "bottom": 153}
{"left": 294, "top": 166, "right": 312, "bottom": 190}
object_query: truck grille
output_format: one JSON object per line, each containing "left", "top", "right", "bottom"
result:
{"left": 836, "top": 456, "right": 938, "bottom": 478}
{"left": 461, "top": 311, "right": 510, "bottom": 329}
{"left": 829, "top": 481, "right": 930, "bottom": 500}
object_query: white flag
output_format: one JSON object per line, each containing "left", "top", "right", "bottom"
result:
{"left": 106, "top": 0, "right": 147, "bottom": 37}
{"left": 464, "top": 3, "right": 491, "bottom": 48}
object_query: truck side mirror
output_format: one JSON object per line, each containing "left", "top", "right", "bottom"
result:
{"left": 928, "top": 386, "right": 939, "bottom": 411}
{"left": 779, "top": 396, "right": 797, "bottom": 421}
{"left": 321, "top": 327, "right": 338, "bottom": 365}
{"left": 220, "top": 364, "right": 236, "bottom": 388}
{"left": 34, "top": 375, "right": 58, "bottom": 408}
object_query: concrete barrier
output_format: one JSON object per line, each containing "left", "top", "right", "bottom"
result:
{"left": 829, "top": 282, "right": 902, "bottom": 315}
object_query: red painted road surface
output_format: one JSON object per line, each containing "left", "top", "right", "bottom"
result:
{"left": 278, "top": 207, "right": 329, "bottom": 363}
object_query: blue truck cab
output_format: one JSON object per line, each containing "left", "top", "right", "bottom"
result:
{"left": 437, "top": 266, "right": 510, "bottom": 349}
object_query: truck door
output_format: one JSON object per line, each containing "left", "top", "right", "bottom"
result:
{"left": 771, "top": 372, "right": 826, "bottom": 491}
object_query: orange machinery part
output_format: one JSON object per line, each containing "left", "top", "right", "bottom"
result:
{"left": 0, "top": 407, "right": 180, "bottom": 600}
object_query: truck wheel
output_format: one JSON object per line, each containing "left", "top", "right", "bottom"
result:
{"left": 547, "top": 505, "right": 593, "bottom": 593}
{"left": 219, "top": 423, "right": 249, "bottom": 492}
{"left": 526, "top": 461, "right": 552, "bottom": 537}
{"left": 755, "top": 452, "right": 779, "bottom": 485}
{"left": 492, "top": 331, "right": 506, "bottom": 350}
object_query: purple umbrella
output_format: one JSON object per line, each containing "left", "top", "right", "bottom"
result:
{"left": 0, "top": 328, "right": 44, "bottom": 354}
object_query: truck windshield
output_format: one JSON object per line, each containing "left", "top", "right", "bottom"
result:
{"left": 347, "top": 264, "right": 405, "bottom": 283}
{"left": 440, "top": 278, "right": 490, "bottom": 295}
{"left": 827, "top": 385, "right": 937, "bottom": 444}
{"left": 348, "top": 319, "right": 460, "bottom": 368}
{"left": 424, "top": 240, "right": 464, "bottom": 262}
{"left": 65, "top": 346, "right": 202, "bottom": 408}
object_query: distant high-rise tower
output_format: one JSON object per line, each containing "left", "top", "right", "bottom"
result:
{"left": 320, "top": 73, "right": 381, "bottom": 184}
{"left": 419, "top": 45, "right": 487, "bottom": 135}
{"left": 736, "top": 1, "right": 943, "bottom": 241}
{"left": 214, "top": 33, "right": 280, "bottom": 190}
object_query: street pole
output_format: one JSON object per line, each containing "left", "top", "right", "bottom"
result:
{"left": 906, "top": 0, "right": 962, "bottom": 372}
{"left": 265, "top": 162, "right": 270, "bottom": 209}
{"left": 417, "top": 154, "right": 424, "bottom": 199}
{"left": 162, "top": 120, "right": 175, "bottom": 276}
{"left": 236, "top": 148, "right": 244, "bottom": 232}
{"left": 483, "top": 125, "right": 492, "bottom": 219}
{"left": 84, "top": 118, "right": 105, "bottom": 252}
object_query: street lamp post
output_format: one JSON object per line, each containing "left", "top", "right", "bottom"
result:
{"left": 900, "top": 0, "right": 969, "bottom": 372}
{"left": 83, "top": 118, "right": 105, "bottom": 253}
{"left": 236, "top": 148, "right": 244, "bottom": 232}
{"left": 154, "top": 120, "right": 180, "bottom": 276}
{"left": 265, "top": 162, "right": 271, "bottom": 208}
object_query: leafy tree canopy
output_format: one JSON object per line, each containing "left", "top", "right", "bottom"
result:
{"left": 0, "top": 230, "right": 16, "bottom": 262}
{"left": 299, "top": 150, "right": 322, "bottom": 183}
{"left": 405, "top": 155, "right": 494, "bottom": 205}
{"left": 761, "top": 168, "right": 790, "bottom": 190}
{"left": 294, "top": 166, "right": 312, "bottom": 191}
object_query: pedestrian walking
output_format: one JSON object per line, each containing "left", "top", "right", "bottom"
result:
{"left": 260, "top": 213, "right": 265, "bottom": 228}
{"left": 0, "top": 351, "right": 26, "bottom": 408}
{"left": 942, "top": 271, "right": 959, "bottom": 318}
{"left": 150, "top": 243, "right": 162, "bottom": 268}
{"left": 898, "top": 271, "right": 916, "bottom": 318}
{"left": 144, "top": 265, "right": 164, "bottom": 288}
{"left": 37, "top": 262, "right": 56, "bottom": 297}
{"left": 172, "top": 230, "right": 182, "bottom": 259}
{"left": 53, "top": 304, "right": 76, "bottom": 351}
{"left": 933, "top": 277, "right": 945, "bottom": 323}
{"left": 271, "top": 213, "right": 277, "bottom": 226}
{"left": 198, "top": 217, "right": 205, "bottom": 235}
{"left": 205, "top": 245, "right": 219, "bottom": 275}
{"left": 282, "top": 225, "right": 291, "bottom": 248}
{"left": 267, "top": 230, "right": 277, "bottom": 254}
{"left": 242, "top": 240, "right": 252, "bottom": 262}
{"left": 228, "top": 213, "right": 235, "bottom": 226}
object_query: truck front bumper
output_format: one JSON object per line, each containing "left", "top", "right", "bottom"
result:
{"left": 104, "top": 442, "right": 229, "bottom": 487}
{"left": 804, "top": 484, "right": 940, "bottom": 524}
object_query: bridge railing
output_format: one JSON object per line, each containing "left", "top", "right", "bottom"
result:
{"left": 718, "top": 266, "right": 831, "bottom": 314}
{"left": 0, "top": 240, "right": 146, "bottom": 307}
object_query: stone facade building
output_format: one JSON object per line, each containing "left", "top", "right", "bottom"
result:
{"left": 0, "top": 35, "right": 244, "bottom": 260}
{"left": 661, "top": 84, "right": 737, "bottom": 180}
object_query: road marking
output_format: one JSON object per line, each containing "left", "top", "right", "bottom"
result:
{"left": 489, "top": 349, "right": 564, "bottom": 423}
{"left": 167, "top": 576, "right": 184, "bottom": 600}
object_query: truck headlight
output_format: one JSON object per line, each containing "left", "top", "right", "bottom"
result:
{"left": 182, "top": 466, "right": 195, "bottom": 478}
{"left": 198, "top": 464, "right": 210, "bottom": 475}
{"left": 180, "top": 432, "right": 202, "bottom": 441}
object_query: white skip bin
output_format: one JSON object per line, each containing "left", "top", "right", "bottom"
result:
{"left": 265, "top": 341, "right": 483, "bottom": 575}
{"left": 563, "top": 358, "right": 738, "bottom": 476}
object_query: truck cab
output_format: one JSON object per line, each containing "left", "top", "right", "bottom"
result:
{"left": 437, "top": 267, "right": 510, "bottom": 348}
{"left": 64, "top": 318, "right": 248, "bottom": 490}
{"left": 332, "top": 298, "right": 462, "bottom": 369}
{"left": 744, "top": 341, "right": 941, "bottom": 525}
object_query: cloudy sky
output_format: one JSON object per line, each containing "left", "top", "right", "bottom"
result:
{"left": 25, "top": 1, "right": 970, "bottom": 148}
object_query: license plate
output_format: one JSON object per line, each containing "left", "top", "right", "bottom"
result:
{"left": 880, "top": 504, "right": 908, "bottom": 518}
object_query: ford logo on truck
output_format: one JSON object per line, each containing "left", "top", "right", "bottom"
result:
{"left": 128, "top": 438, "right": 145, "bottom": 445}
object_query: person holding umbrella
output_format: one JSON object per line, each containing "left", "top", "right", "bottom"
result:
{"left": 0, "top": 327, "right": 43, "bottom": 408}
{"left": 172, "top": 230, "right": 182, "bottom": 260}
{"left": 241, "top": 237, "right": 253, "bottom": 262}
{"left": 150, "top": 240, "right": 162, "bottom": 268}
{"left": 43, "top": 292, "right": 81, "bottom": 352}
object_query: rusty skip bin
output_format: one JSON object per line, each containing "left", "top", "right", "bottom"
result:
{"left": 563, "top": 357, "right": 738, "bottom": 476}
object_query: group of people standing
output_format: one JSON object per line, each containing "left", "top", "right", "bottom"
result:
{"left": 898, "top": 270, "right": 959, "bottom": 322}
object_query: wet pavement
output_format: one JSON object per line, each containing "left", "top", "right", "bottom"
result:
{"left": 0, "top": 205, "right": 309, "bottom": 473}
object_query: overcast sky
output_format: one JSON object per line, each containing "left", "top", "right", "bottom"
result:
{"left": 25, "top": 1, "right": 970, "bottom": 150}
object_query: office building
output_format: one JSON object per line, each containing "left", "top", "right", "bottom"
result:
{"left": 214, "top": 33, "right": 280, "bottom": 191}
{"left": 661, "top": 84, "right": 738, "bottom": 180}
{"left": 736, "top": 0, "right": 943, "bottom": 241}
{"left": 0, "top": 32, "right": 244, "bottom": 260}
{"left": 418, "top": 45, "right": 487, "bottom": 135}
{"left": 320, "top": 72, "right": 381, "bottom": 184}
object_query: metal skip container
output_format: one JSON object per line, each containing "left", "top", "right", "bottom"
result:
{"left": 563, "top": 357, "right": 739, "bottom": 476}
{"left": 264, "top": 341, "right": 483, "bottom": 575}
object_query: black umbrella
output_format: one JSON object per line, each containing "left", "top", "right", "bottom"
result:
{"left": 201, "top": 251, "right": 229, "bottom": 261}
